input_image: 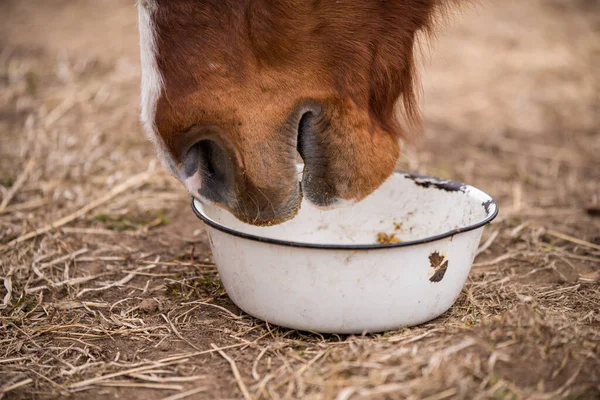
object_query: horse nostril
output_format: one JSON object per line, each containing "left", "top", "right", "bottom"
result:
{"left": 294, "top": 100, "right": 325, "bottom": 165}
{"left": 197, "top": 140, "right": 221, "bottom": 178}
{"left": 183, "top": 139, "right": 234, "bottom": 204}
{"left": 296, "top": 111, "right": 313, "bottom": 163}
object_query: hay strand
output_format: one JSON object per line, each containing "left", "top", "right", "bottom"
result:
{"left": 0, "top": 159, "right": 35, "bottom": 212}
{"left": 2, "top": 170, "right": 151, "bottom": 249}
{"left": 211, "top": 343, "right": 252, "bottom": 400}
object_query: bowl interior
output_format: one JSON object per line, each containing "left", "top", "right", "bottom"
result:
{"left": 193, "top": 172, "right": 497, "bottom": 247}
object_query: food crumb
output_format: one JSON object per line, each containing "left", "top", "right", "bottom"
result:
{"left": 377, "top": 232, "right": 403, "bottom": 244}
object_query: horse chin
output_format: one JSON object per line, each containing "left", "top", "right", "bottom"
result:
{"left": 213, "top": 180, "right": 302, "bottom": 227}
{"left": 235, "top": 201, "right": 301, "bottom": 226}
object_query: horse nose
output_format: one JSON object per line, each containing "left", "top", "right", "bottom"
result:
{"left": 181, "top": 139, "right": 236, "bottom": 205}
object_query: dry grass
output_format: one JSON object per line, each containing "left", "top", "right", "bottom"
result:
{"left": 1, "top": 0, "right": 599, "bottom": 399}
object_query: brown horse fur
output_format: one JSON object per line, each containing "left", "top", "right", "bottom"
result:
{"left": 138, "top": 0, "right": 461, "bottom": 225}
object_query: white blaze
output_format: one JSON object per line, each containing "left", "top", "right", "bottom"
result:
{"left": 137, "top": 0, "right": 179, "bottom": 177}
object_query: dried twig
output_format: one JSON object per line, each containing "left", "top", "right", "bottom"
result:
{"left": 160, "top": 387, "right": 209, "bottom": 400}
{"left": 160, "top": 313, "right": 202, "bottom": 351}
{"left": 128, "top": 373, "right": 206, "bottom": 383}
{"left": 0, "top": 159, "right": 35, "bottom": 212}
{"left": 26, "top": 272, "right": 114, "bottom": 294}
{"left": 137, "top": 260, "right": 215, "bottom": 267}
{"left": 1, "top": 170, "right": 151, "bottom": 249}
{"left": 61, "top": 227, "right": 136, "bottom": 236}
{"left": 37, "top": 248, "right": 88, "bottom": 270}
{"left": 211, "top": 343, "right": 252, "bottom": 400}
{"left": 1, "top": 274, "right": 12, "bottom": 309}
{"left": 0, "top": 198, "right": 49, "bottom": 215}
{"left": 181, "top": 301, "right": 244, "bottom": 320}
{"left": 75, "top": 265, "right": 155, "bottom": 298}
{"left": 475, "top": 229, "right": 500, "bottom": 257}
{"left": 68, "top": 343, "right": 249, "bottom": 389}
{"left": 96, "top": 381, "right": 183, "bottom": 390}
{"left": 0, "top": 378, "right": 33, "bottom": 395}
{"left": 69, "top": 359, "right": 190, "bottom": 389}
{"left": 546, "top": 229, "right": 600, "bottom": 252}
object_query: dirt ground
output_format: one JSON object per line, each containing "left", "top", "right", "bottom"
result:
{"left": 1, "top": 0, "right": 599, "bottom": 399}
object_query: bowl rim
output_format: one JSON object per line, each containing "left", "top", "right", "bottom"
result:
{"left": 191, "top": 171, "right": 499, "bottom": 250}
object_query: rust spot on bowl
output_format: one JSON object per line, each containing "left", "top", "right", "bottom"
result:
{"left": 482, "top": 199, "right": 494, "bottom": 214}
{"left": 429, "top": 251, "right": 448, "bottom": 282}
{"left": 377, "top": 232, "right": 403, "bottom": 244}
{"left": 405, "top": 173, "right": 466, "bottom": 192}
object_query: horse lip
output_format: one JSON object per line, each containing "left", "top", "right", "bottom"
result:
{"left": 232, "top": 184, "right": 302, "bottom": 226}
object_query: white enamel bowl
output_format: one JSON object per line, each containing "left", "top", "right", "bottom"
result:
{"left": 192, "top": 171, "right": 498, "bottom": 334}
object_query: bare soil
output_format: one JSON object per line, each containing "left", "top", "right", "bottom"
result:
{"left": 1, "top": 0, "right": 599, "bottom": 399}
